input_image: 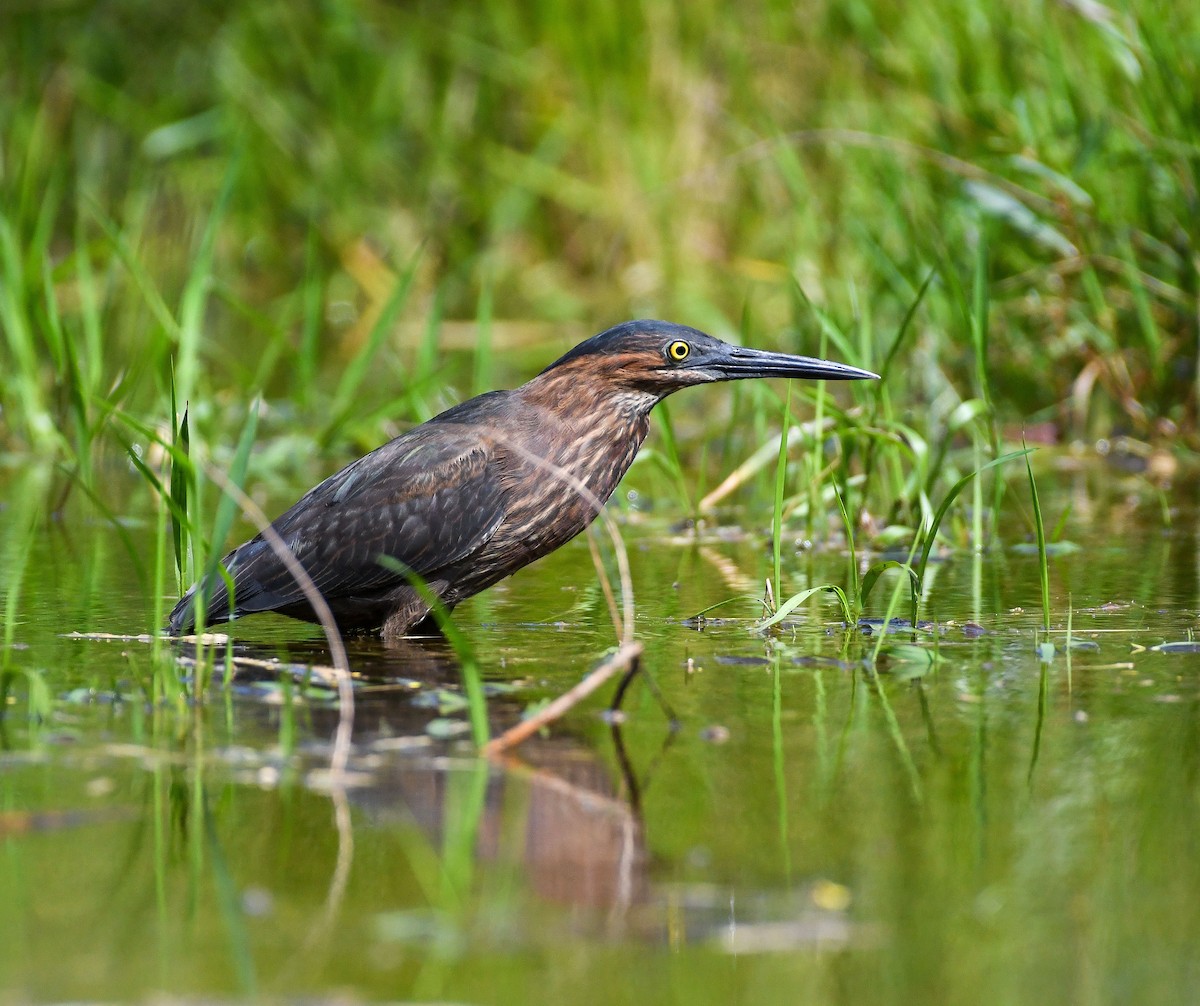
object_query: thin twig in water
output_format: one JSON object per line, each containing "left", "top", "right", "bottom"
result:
{"left": 476, "top": 435, "right": 642, "bottom": 754}
{"left": 482, "top": 641, "right": 643, "bottom": 757}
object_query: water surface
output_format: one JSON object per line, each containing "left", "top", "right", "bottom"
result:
{"left": 2, "top": 461, "right": 1197, "bottom": 1004}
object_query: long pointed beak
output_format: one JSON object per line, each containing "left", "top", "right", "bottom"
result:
{"left": 708, "top": 345, "right": 879, "bottom": 382}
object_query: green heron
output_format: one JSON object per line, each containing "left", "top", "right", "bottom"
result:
{"left": 168, "top": 319, "right": 877, "bottom": 638}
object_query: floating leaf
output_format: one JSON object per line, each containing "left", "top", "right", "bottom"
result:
{"left": 1151, "top": 640, "right": 1200, "bottom": 654}
{"left": 425, "top": 717, "right": 471, "bottom": 740}
{"left": 1011, "top": 541, "right": 1080, "bottom": 556}
{"left": 879, "top": 644, "right": 937, "bottom": 679}
{"left": 411, "top": 688, "right": 469, "bottom": 713}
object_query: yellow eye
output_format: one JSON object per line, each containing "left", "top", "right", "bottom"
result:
{"left": 667, "top": 340, "right": 691, "bottom": 362}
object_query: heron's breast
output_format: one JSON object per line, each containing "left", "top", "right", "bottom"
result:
{"left": 486, "top": 412, "right": 649, "bottom": 560}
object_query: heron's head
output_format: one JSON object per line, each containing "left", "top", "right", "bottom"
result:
{"left": 536, "top": 320, "right": 878, "bottom": 409}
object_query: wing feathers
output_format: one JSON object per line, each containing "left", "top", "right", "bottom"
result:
{"left": 168, "top": 422, "right": 509, "bottom": 633}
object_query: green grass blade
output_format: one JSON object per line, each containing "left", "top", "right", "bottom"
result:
{"left": 759, "top": 584, "right": 852, "bottom": 631}
{"left": 916, "top": 449, "right": 1031, "bottom": 584}
{"left": 197, "top": 401, "right": 261, "bottom": 624}
{"left": 772, "top": 385, "right": 793, "bottom": 605}
{"left": 860, "top": 560, "right": 919, "bottom": 613}
{"left": 169, "top": 379, "right": 191, "bottom": 588}
{"left": 1023, "top": 443, "right": 1051, "bottom": 633}
{"left": 878, "top": 269, "right": 935, "bottom": 383}
{"left": 831, "top": 481, "right": 860, "bottom": 617}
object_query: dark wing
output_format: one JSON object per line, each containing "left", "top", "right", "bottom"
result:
{"left": 168, "top": 422, "right": 507, "bottom": 632}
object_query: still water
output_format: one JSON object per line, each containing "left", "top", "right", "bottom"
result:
{"left": 1, "top": 459, "right": 1198, "bottom": 1004}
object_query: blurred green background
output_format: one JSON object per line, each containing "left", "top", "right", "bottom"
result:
{"left": 2, "top": 0, "right": 1197, "bottom": 462}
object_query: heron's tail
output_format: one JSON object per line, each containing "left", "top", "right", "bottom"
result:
{"left": 166, "top": 575, "right": 234, "bottom": 635}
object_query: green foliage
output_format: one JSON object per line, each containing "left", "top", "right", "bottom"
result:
{"left": 1, "top": 0, "right": 1196, "bottom": 474}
